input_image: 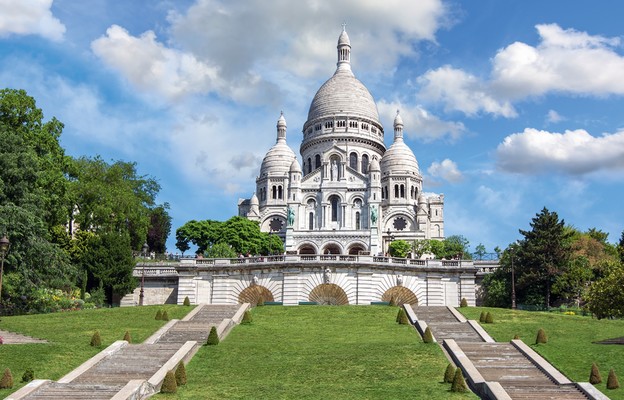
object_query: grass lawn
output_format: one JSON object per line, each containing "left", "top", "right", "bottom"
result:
{"left": 459, "top": 307, "right": 624, "bottom": 399}
{"left": 157, "top": 306, "right": 477, "bottom": 400}
{"left": 0, "top": 305, "right": 193, "bottom": 397}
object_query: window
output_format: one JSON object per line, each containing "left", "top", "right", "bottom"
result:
{"left": 337, "top": 120, "right": 346, "bottom": 128}
{"left": 400, "top": 184, "right": 405, "bottom": 198}
{"left": 349, "top": 152, "right": 358, "bottom": 170}
{"left": 330, "top": 195, "right": 339, "bottom": 222}
{"left": 307, "top": 157, "right": 312, "bottom": 174}
{"left": 371, "top": 127, "right": 377, "bottom": 134}
{"left": 361, "top": 122, "right": 369, "bottom": 130}
{"left": 278, "top": 186, "right": 283, "bottom": 200}
{"left": 349, "top": 121, "right": 358, "bottom": 128}
{"left": 272, "top": 186, "right": 277, "bottom": 199}
{"left": 394, "top": 185, "right": 399, "bottom": 198}
{"left": 315, "top": 124, "right": 321, "bottom": 131}
{"left": 361, "top": 154, "right": 369, "bottom": 173}
{"left": 315, "top": 154, "right": 321, "bottom": 169}
{"left": 309, "top": 212, "right": 314, "bottom": 230}
{"left": 325, "top": 121, "right": 333, "bottom": 129}
{"left": 355, "top": 212, "right": 361, "bottom": 230}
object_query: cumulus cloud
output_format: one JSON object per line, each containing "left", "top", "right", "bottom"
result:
{"left": 427, "top": 159, "right": 464, "bottom": 183}
{"left": 496, "top": 128, "right": 624, "bottom": 175}
{"left": 0, "top": 0, "right": 65, "bottom": 41}
{"left": 546, "top": 109, "right": 564, "bottom": 124}
{"left": 378, "top": 100, "right": 466, "bottom": 142}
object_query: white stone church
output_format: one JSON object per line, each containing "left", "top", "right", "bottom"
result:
{"left": 238, "top": 27, "right": 445, "bottom": 256}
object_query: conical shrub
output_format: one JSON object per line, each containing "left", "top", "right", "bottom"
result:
{"left": 155, "top": 309, "right": 163, "bottom": 320}
{"left": 160, "top": 370, "right": 177, "bottom": 393}
{"left": 206, "top": 326, "right": 220, "bottom": 345}
{"left": 161, "top": 310, "right": 170, "bottom": 321}
{"left": 479, "top": 311, "right": 486, "bottom": 323}
{"left": 460, "top": 298, "right": 468, "bottom": 307}
{"left": 123, "top": 331, "right": 132, "bottom": 343}
{"left": 21, "top": 368, "right": 34, "bottom": 383}
{"left": 513, "top": 334, "right": 520, "bottom": 340}
{"left": 423, "top": 326, "right": 434, "bottom": 343}
{"left": 397, "top": 308, "right": 409, "bottom": 325}
{"left": 175, "top": 360, "right": 187, "bottom": 386}
{"left": 241, "top": 310, "right": 253, "bottom": 324}
{"left": 256, "top": 298, "right": 264, "bottom": 307}
{"left": 485, "top": 312, "right": 493, "bottom": 323}
{"left": 451, "top": 367, "right": 468, "bottom": 392}
{"left": 607, "top": 369, "right": 620, "bottom": 390}
{"left": 90, "top": 331, "right": 101, "bottom": 347}
{"left": 589, "top": 362, "right": 602, "bottom": 384}
{"left": 444, "top": 363, "right": 456, "bottom": 383}
{"left": 389, "top": 296, "right": 397, "bottom": 307}
{"left": 535, "top": 328, "right": 548, "bottom": 344}
{"left": 183, "top": 296, "right": 191, "bottom": 306}
{"left": 0, "top": 368, "right": 13, "bottom": 389}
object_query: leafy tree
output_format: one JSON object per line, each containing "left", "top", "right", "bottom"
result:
{"left": 147, "top": 204, "right": 171, "bottom": 254}
{"left": 388, "top": 240, "right": 411, "bottom": 258}
{"left": 618, "top": 230, "right": 624, "bottom": 264}
{"left": 474, "top": 243, "right": 486, "bottom": 260}
{"left": 552, "top": 256, "right": 593, "bottom": 306}
{"left": 429, "top": 239, "right": 445, "bottom": 259}
{"left": 443, "top": 235, "right": 470, "bottom": 259}
{"left": 411, "top": 239, "right": 431, "bottom": 259}
{"left": 587, "top": 261, "right": 624, "bottom": 319}
{"left": 175, "top": 219, "right": 222, "bottom": 254}
{"left": 204, "top": 242, "right": 237, "bottom": 258}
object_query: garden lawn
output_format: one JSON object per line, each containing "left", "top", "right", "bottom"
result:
{"left": 157, "top": 306, "right": 477, "bottom": 400}
{"left": 0, "top": 305, "right": 193, "bottom": 396}
{"left": 459, "top": 307, "right": 624, "bottom": 399}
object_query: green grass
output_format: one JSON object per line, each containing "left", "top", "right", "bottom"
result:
{"left": 157, "top": 306, "right": 477, "bottom": 400}
{"left": 0, "top": 305, "right": 193, "bottom": 396}
{"left": 459, "top": 307, "right": 624, "bottom": 399}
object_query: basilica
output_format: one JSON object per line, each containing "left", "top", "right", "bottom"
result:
{"left": 238, "top": 28, "right": 445, "bottom": 256}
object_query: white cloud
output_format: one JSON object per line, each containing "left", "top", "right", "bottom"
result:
{"left": 0, "top": 0, "right": 65, "bottom": 41}
{"left": 427, "top": 159, "right": 464, "bottom": 183}
{"left": 546, "top": 109, "right": 564, "bottom": 124}
{"left": 491, "top": 24, "right": 624, "bottom": 99}
{"left": 475, "top": 185, "right": 520, "bottom": 219}
{"left": 378, "top": 100, "right": 466, "bottom": 142}
{"left": 496, "top": 128, "right": 624, "bottom": 175}
{"left": 417, "top": 66, "right": 517, "bottom": 117}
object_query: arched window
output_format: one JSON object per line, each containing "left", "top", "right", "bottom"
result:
{"left": 307, "top": 157, "right": 312, "bottom": 174}
{"left": 394, "top": 185, "right": 399, "bottom": 198}
{"left": 349, "top": 152, "right": 358, "bottom": 170}
{"left": 400, "top": 184, "right": 405, "bottom": 198}
{"left": 361, "top": 154, "right": 369, "bottom": 173}
{"left": 315, "top": 154, "right": 321, "bottom": 169}
{"left": 330, "top": 195, "right": 339, "bottom": 222}
{"left": 355, "top": 211, "right": 361, "bottom": 230}
{"left": 278, "top": 186, "right": 283, "bottom": 200}
{"left": 384, "top": 187, "right": 388, "bottom": 200}
{"left": 272, "top": 186, "right": 277, "bottom": 199}
{"left": 309, "top": 212, "right": 314, "bottom": 230}
{"left": 410, "top": 186, "right": 414, "bottom": 199}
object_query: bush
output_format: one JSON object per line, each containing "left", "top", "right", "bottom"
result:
{"left": 183, "top": 296, "right": 191, "bottom": 306}
{"left": 206, "top": 326, "right": 220, "bottom": 345}
{"left": 397, "top": 308, "right": 409, "bottom": 325}
{"left": 90, "top": 331, "right": 102, "bottom": 347}
{"left": 589, "top": 362, "right": 602, "bottom": 384}
{"left": 257, "top": 298, "right": 265, "bottom": 307}
{"left": 607, "top": 369, "right": 620, "bottom": 390}
{"left": 423, "top": 327, "right": 434, "bottom": 343}
{"left": 460, "top": 298, "right": 468, "bottom": 307}
{"left": 123, "top": 331, "right": 132, "bottom": 343}
{"left": 155, "top": 309, "right": 163, "bottom": 320}
{"left": 513, "top": 334, "right": 520, "bottom": 340}
{"left": 0, "top": 368, "right": 13, "bottom": 389}
{"left": 444, "top": 364, "right": 456, "bottom": 383}
{"left": 535, "top": 328, "right": 547, "bottom": 344}
{"left": 160, "top": 370, "right": 177, "bottom": 393}
{"left": 451, "top": 367, "right": 468, "bottom": 392}
{"left": 485, "top": 312, "right": 493, "bottom": 324}
{"left": 175, "top": 360, "right": 187, "bottom": 386}
{"left": 479, "top": 311, "right": 486, "bottom": 323}
{"left": 241, "top": 310, "right": 253, "bottom": 324}
{"left": 21, "top": 368, "right": 34, "bottom": 383}
{"left": 161, "top": 310, "right": 170, "bottom": 321}
{"left": 389, "top": 296, "right": 397, "bottom": 307}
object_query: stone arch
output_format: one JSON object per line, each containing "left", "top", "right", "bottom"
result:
{"left": 309, "top": 283, "right": 349, "bottom": 305}
{"left": 262, "top": 214, "right": 287, "bottom": 233}
{"left": 382, "top": 286, "right": 418, "bottom": 306}
{"left": 298, "top": 243, "right": 318, "bottom": 254}
{"left": 322, "top": 242, "right": 342, "bottom": 254}
{"left": 348, "top": 244, "right": 366, "bottom": 255}
{"left": 238, "top": 285, "right": 275, "bottom": 305}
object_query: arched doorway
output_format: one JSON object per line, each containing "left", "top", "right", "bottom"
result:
{"left": 238, "top": 285, "right": 275, "bottom": 305}
{"left": 309, "top": 283, "right": 349, "bottom": 305}
{"left": 382, "top": 286, "right": 418, "bottom": 306}
{"left": 348, "top": 244, "right": 366, "bottom": 255}
{"left": 322, "top": 243, "right": 342, "bottom": 254}
{"left": 298, "top": 245, "right": 316, "bottom": 255}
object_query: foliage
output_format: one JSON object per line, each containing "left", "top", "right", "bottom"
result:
{"left": 451, "top": 368, "right": 468, "bottom": 392}
{"left": 607, "top": 369, "right": 620, "bottom": 390}
{"left": 90, "top": 331, "right": 102, "bottom": 347}
{"left": 590, "top": 363, "right": 602, "bottom": 384}
{"left": 460, "top": 298, "right": 468, "bottom": 307}
{"left": 147, "top": 203, "right": 171, "bottom": 254}
{"left": 513, "top": 334, "right": 520, "bottom": 340}
{"left": 479, "top": 311, "right": 486, "bottom": 323}
{"left": 423, "top": 327, "right": 434, "bottom": 343}
{"left": 155, "top": 309, "right": 163, "bottom": 320}
{"left": 123, "top": 331, "right": 131, "bottom": 343}
{"left": 206, "top": 326, "right": 220, "bottom": 345}
{"left": 20, "top": 368, "right": 34, "bottom": 383}
{"left": 175, "top": 361, "right": 187, "bottom": 386}
{"left": 411, "top": 239, "right": 431, "bottom": 259}
{"left": 389, "top": 296, "right": 396, "bottom": 307}
{"left": 587, "top": 262, "right": 624, "bottom": 319}
{"left": 0, "top": 369, "right": 13, "bottom": 389}
{"left": 474, "top": 243, "right": 487, "bottom": 260}
{"left": 183, "top": 296, "right": 190, "bottom": 306}
{"left": 535, "top": 328, "right": 547, "bottom": 344}
{"left": 485, "top": 312, "right": 493, "bottom": 323}
{"left": 396, "top": 308, "right": 409, "bottom": 325}
{"left": 204, "top": 242, "right": 237, "bottom": 258}
{"left": 388, "top": 240, "right": 411, "bottom": 258}
{"left": 161, "top": 310, "right": 169, "bottom": 321}
{"left": 161, "top": 370, "right": 177, "bottom": 393}
{"left": 444, "top": 364, "right": 456, "bottom": 383}
{"left": 443, "top": 235, "right": 471, "bottom": 259}
{"left": 241, "top": 310, "right": 252, "bottom": 324}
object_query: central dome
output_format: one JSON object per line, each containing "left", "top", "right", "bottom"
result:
{"left": 307, "top": 68, "right": 380, "bottom": 123}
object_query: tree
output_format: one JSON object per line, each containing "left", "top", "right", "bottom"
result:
{"left": 443, "top": 235, "right": 471, "bottom": 259}
{"left": 412, "top": 239, "right": 431, "bottom": 259}
{"left": 388, "top": 240, "right": 411, "bottom": 258}
{"left": 429, "top": 239, "right": 445, "bottom": 259}
{"left": 587, "top": 261, "right": 624, "bottom": 319}
{"left": 204, "top": 242, "right": 237, "bottom": 258}
{"left": 474, "top": 243, "right": 486, "bottom": 260}
{"left": 618, "top": 230, "right": 624, "bottom": 264}
{"left": 147, "top": 204, "right": 171, "bottom": 254}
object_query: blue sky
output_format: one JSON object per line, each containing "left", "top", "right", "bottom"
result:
{"left": 2, "top": 0, "right": 624, "bottom": 253}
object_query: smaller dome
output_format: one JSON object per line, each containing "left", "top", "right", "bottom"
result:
{"left": 369, "top": 157, "right": 380, "bottom": 171}
{"left": 338, "top": 29, "right": 350, "bottom": 46}
{"left": 290, "top": 157, "right": 302, "bottom": 173}
{"left": 250, "top": 193, "right": 259, "bottom": 206}
{"left": 393, "top": 110, "right": 403, "bottom": 127}
{"left": 277, "top": 112, "right": 286, "bottom": 128}
{"left": 259, "top": 113, "right": 296, "bottom": 178}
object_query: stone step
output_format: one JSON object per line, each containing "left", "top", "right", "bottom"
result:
{"left": 19, "top": 382, "right": 122, "bottom": 400}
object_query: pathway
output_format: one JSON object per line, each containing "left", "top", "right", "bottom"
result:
{"left": 0, "top": 330, "right": 47, "bottom": 345}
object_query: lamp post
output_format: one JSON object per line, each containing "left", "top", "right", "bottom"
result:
{"left": 0, "top": 234, "right": 10, "bottom": 298}
{"left": 139, "top": 242, "right": 148, "bottom": 306}
{"left": 386, "top": 228, "right": 395, "bottom": 256}
{"left": 510, "top": 247, "right": 517, "bottom": 309}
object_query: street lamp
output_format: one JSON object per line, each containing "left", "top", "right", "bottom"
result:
{"left": 510, "top": 247, "right": 517, "bottom": 309}
{"left": 0, "top": 234, "right": 10, "bottom": 298}
{"left": 139, "top": 242, "right": 148, "bottom": 306}
{"left": 386, "top": 228, "right": 395, "bottom": 256}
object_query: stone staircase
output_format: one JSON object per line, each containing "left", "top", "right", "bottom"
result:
{"left": 411, "top": 306, "right": 483, "bottom": 342}
{"left": 7, "top": 304, "right": 245, "bottom": 400}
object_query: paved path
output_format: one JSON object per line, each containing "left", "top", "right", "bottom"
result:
{"left": 0, "top": 330, "right": 47, "bottom": 345}
{"left": 7, "top": 304, "right": 242, "bottom": 400}
{"left": 411, "top": 306, "right": 591, "bottom": 400}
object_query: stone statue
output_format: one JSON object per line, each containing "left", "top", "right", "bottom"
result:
{"left": 324, "top": 268, "right": 331, "bottom": 284}
{"left": 251, "top": 275, "right": 259, "bottom": 286}
{"left": 287, "top": 207, "right": 295, "bottom": 226}
{"left": 331, "top": 160, "right": 338, "bottom": 181}
{"left": 370, "top": 205, "right": 377, "bottom": 226}
{"left": 396, "top": 274, "right": 403, "bottom": 287}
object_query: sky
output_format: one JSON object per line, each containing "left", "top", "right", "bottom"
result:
{"left": 1, "top": 0, "right": 624, "bottom": 253}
